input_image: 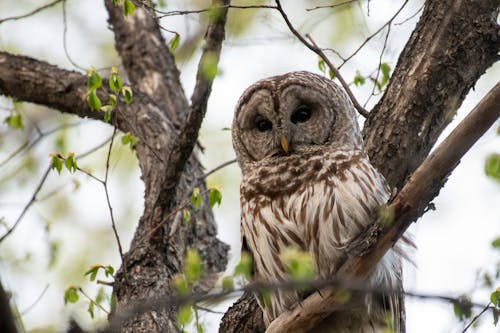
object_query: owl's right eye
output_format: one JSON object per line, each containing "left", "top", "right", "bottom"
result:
{"left": 255, "top": 118, "right": 272, "bottom": 132}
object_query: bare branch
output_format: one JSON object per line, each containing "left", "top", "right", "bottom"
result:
{"left": 265, "top": 82, "right": 500, "bottom": 333}
{"left": 0, "top": 280, "right": 19, "bottom": 333}
{"left": 274, "top": 0, "right": 369, "bottom": 117}
{"left": 0, "top": 0, "right": 63, "bottom": 24}
{"left": 158, "top": 0, "right": 229, "bottom": 210}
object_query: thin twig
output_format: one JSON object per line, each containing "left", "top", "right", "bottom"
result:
{"left": 198, "top": 159, "right": 237, "bottom": 181}
{"left": 0, "top": 0, "right": 63, "bottom": 24}
{"left": 62, "top": 0, "right": 85, "bottom": 71}
{"left": 0, "top": 166, "right": 51, "bottom": 243}
{"left": 103, "top": 128, "right": 128, "bottom": 284}
{"left": 273, "top": 0, "right": 368, "bottom": 117}
{"left": 461, "top": 302, "right": 493, "bottom": 333}
{"left": 364, "top": 24, "right": 391, "bottom": 107}
{"left": 78, "top": 287, "right": 110, "bottom": 314}
{"left": 340, "top": 0, "right": 410, "bottom": 67}
{"left": 306, "top": 0, "right": 359, "bottom": 11}
{"left": 20, "top": 284, "right": 50, "bottom": 315}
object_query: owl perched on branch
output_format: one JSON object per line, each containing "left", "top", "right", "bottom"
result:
{"left": 232, "top": 71, "right": 405, "bottom": 332}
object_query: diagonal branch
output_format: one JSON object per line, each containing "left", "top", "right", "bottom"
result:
{"left": 157, "top": 0, "right": 229, "bottom": 211}
{"left": 265, "top": 82, "right": 500, "bottom": 333}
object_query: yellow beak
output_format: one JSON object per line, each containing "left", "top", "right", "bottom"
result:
{"left": 280, "top": 136, "right": 289, "bottom": 154}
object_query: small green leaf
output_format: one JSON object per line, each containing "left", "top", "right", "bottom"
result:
{"left": 184, "top": 249, "right": 204, "bottom": 284}
{"left": 353, "top": 71, "right": 365, "bottom": 86}
{"left": 169, "top": 33, "right": 181, "bottom": 52}
{"left": 101, "top": 105, "right": 113, "bottom": 123}
{"left": 109, "top": 94, "right": 117, "bottom": 108}
{"left": 197, "top": 323, "right": 204, "bottom": 333}
{"left": 490, "top": 288, "right": 500, "bottom": 307}
{"left": 112, "top": 0, "right": 120, "bottom": 6}
{"left": 123, "top": 0, "right": 135, "bottom": 16}
{"left": 183, "top": 208, "right": 191, "bottom": 225}
{"left": 493, "top": 308, "right": 499, "bottom": 326}
{"left": 378, "top": 204, "right": 394, "bottom": 227}
{"left": 281, "top": 247, "right": 315, "bottom": 282}
{"left": 122, "top": 86, "right": 133, "bottom": 105}
{"left": 191, "top": 187, "right": 202, "bottom": 209}
{"left": 64, "top": 286, "right": 80, "bottom": 304}
{"left": 87, "top": 68, "right": 102, "bottom": 90}
{"left": 109, "top": 67, "right": 123, "bottom": 93}
{"left": 88, "top": 300, "right": 95, "bottom": 318}
{"left": 177, "top": 304, "right": 193, "bottom": 326}
{"left": 208, "top": 188, "right": 222, "bottom": 208}
{"left": 380, "top": 62, "right": 391, "bottom": 87}
{"left": 221, "top": 276, "right": 234, "bottom": 292}
{"left": 87, "top": 90, "right": 102, "bottom": 111}
{"left": 50, "top": 153, "right": 63, "bottom": 174}
{"left": 4, "top": 113, "right": 24, "bottom": 130}
{"left": 85, "top": 265, "right": 100, "bottom": 282}
{"left": 453, "top": 295, "right": 472, "bottom": 321}
{"left": 328, "top": 68, "right": 335, "bottom": 79}
{"left": 200, "top": 52, "right": 218, "bottom": 81}
{"left": 95, "top": 287, "right": 106, "bottom": 304}
{"left": 492, "top": 237, "right": 500, "bottom": 249}
{"left": 121, "top": 132, "right": 137, "bottom": 149}
{"left": 333, "top": 289, "right": 352, "bottom": 304}
{"left": 485, "top": 154, "right": 500, "bottom": 183}
{"left": 234, "top": 252, "right": 252, "bottom": 280}
{"left": 64, "top": 152, "right": 77, "bottom": 173}
{"left": 317, "top": 56, "right": 326, "bottom": 73}
{"left": 172, "top": 274, "right": 190, "bottom": 296}
{"left": 105, "top": 265, "right": 115, "bottom": 277}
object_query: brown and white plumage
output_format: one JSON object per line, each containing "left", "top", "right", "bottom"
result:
{"left": 232, "top": 71, "right": 405, "bottom": 332}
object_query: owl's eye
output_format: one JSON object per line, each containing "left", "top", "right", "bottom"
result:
{"left": 255, "top": 118, "right": 272, "bottom": 132}
{"left": 291, "top": 105, "right": 312, "bottom": 124}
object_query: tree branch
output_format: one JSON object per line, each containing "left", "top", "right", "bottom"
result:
{"left": 265, "top": 82, "right": 500, "bottom": 333}
{"left": 157, "top": 0, "right": 229, "bottom": 213}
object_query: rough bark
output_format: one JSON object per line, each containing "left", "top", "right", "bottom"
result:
{"left": 219, "top": 0, "right": 500, "bottom": 331}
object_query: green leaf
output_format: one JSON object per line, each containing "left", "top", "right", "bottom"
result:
{"left": 191, "top": 187, "right": 202, "bottom": 209}
{"left": 172, "top": 274, "right": 190, "bottom": 296}
{"left": 492, "top": 237, "right": 500, "bottom": 249}
{"left": 64, "top": 152, "right": 77, "bottom": 173}
{"left": 121, "top": 132, "right": 137, "bottom": 149}
{"left": 353, "top": 71, "right": 365, "bottom": 86}
{"left": 87, "top": 68, "right": 102, "bottom": 90}
{"left": 183, "top": 208, "right": 191, "bottom": 225}
{"left": 485, "top": 154, "right": 500, "bottom": 183}
{"left": 112, "top": 0, "right": 120, "bottom": 6}
{"left": 493, "top": 308, "right": 499, "bottom": 326}
{"left": 169, "top": 33, "right": 180, "bottom": 52}
{"left": 101, "top": 105, "right": 113, "bottom": 123}
{"left": 177, "top": 304, "right": 193, "bottom": 326}
{"left": 4, "top": 113, "right": 24, "bottom": 130}
{"left": 184, "top": 249, "right": 204, "bottom": 284}
{"left": 200, "top": 52, "right": 218, "bottom": 81}
{"left": 328, "top": 68, "right": 335, "bottom": 79}
{"left": 105, "top": 265, "right": 115, "bottom": 277}
{"left": 109, "top": 67, "right": 123, "bottom": 93}
{"left": 234, "top": 252, "right": 252, "bottom": 280}
{"left": 490, "top": 288, "right": 500, "bottom": 307}
{"left": 88, "top": 300, "right": 95, "bottom": 318}
{"left": 123, "top": 0, "right": 135, "bottom": 16}
{"left": 122, "top": 86, "right": 133, "bottom": 105}
{"left": 378, "top": 204, "right": 394, "bottom": 227}
{"left": 221, "top": 276, "right": 234, "bottom": 292}
{"left": 197, "top": 323, "right": 204, "bottom": 333}
{"left": 380, "top": 62, "right": 391, "bottom": 87}
{"left": 95, "top": 287, "right": 106, "bottom": 304}
{"left": 85, "top": 265, "right": 100, "bottom": 282}
{"left": 317, "top": 56, "right": 326, "bottom": 73}
{"left": 87, "top": 90, "right": 102, "bottom": 111}
{"left": 208, "top": 188, "right": 222, "bottom": 208}
{"left": 333, "top": 289, "right": 352, "bottom": 304}
{"left": 453, "top": 295, "right": 472, "bottom": 321}
{"left": 64, "top": 286, "right": 79, "bottom": 304}
{"left": 281, "top": 247, "right": 315, "bottom": 281}
{"left": 50, "top": 153, "right": 63, "bottom": 174}
{"left": 109, "top": 94, "right": 117, "bottom": 108}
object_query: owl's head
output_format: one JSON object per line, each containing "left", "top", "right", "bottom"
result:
{"left": 232, "top": 71, "right": 363, "bottom": 171}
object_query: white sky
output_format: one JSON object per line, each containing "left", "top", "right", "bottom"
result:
{"left": 0, "top": 1, "right": 499, "bottom": 333}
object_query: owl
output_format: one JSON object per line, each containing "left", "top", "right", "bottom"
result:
{"left": 232, "top": 71, "right": 405, "bottom": 332}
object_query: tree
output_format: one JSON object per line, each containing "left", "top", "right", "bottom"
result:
{"left": 0, "top": 1, "right": 499, "bottom": 333}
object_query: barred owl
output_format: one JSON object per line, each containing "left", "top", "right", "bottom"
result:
{"left": 232, "top": 71, "right": 405, "bottom": 332}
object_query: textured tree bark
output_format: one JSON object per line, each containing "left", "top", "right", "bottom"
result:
{"left": 219, "top": 0, "right": 500, "bottom": 331}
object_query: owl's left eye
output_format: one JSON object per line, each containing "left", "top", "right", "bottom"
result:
{"left": 291, "top": 105, "right": 312, "bottom": 124}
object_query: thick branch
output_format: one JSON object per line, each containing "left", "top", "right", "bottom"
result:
{"left": 266, "top": 82, "right": 500, "bottom": 332}
{"left": 363, "top": 0, "right": 500, "bottom": 189}
{"left": 104, "top": 0, "right": 189, "bottom": 127}
{"left": 0, "top": 281, "right": 18, "bottom": 333}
